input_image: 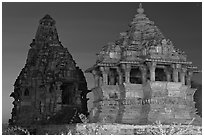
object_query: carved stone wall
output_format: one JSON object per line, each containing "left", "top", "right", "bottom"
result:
{"left": 87, "top": 4, "right": 201, "bottom": 126}
{"left": 89, "top": 82, "right": 201, "bottom": 125}
{"left": 9, "top": 15, "right": 88, "bottom": 126}
{"left": 89, "top": 84, "right": 150, "bottom": 125}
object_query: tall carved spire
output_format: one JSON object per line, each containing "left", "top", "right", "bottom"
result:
{"left": 35, "top": 14, "right": 59, "bottom": 46}
{"left": 10, "top": 15, "right": 89, "bottom": 126}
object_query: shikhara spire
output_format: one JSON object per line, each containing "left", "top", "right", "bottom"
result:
{"left": 35, "top": 14, "right": 59, "bottom": 46}
{"left": 10, "top": 15, "right": 89, "bottom": 126}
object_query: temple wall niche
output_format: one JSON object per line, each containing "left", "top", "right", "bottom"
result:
{"left": 155, "top": 67, "right": 166, "bottom": 81}
{"left": 108, "top": 68, "right": 119, "bottom": 85}
{"left": 88, "top": 81, "right": 201, "bottom": 125}
{"left": 130, "top": 68, "right": 142, "bottom": 84}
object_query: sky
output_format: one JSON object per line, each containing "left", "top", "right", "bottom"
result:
{"left": 2, "top": 2, "right": 202, "bottom": 124}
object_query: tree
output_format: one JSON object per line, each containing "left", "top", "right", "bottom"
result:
{"left": 191, "top": 81, "right": 202, "bottom": 117}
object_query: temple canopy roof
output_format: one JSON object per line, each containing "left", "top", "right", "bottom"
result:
{"left": 128, "top": 3, "right": 165, "bottom": 45}
{"left": 95, "top": 4, "right": 192, "bottom": 66}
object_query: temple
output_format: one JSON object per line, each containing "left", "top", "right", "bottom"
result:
{"left": 86, "top": 4, "right": 201, "bottom": 125}
{"left": 9, "top": 15, "right": 89, "bottom": 126}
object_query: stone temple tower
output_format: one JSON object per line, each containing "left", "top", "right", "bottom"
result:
{"left": 10, "top": 15, "right": 89, "bottom": 126}
{"left": 86, "top": 4, "right": 201, "bottom": 125}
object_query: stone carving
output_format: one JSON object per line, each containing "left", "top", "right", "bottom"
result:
{"left": 97, "top": 42, "right": 121, "bottom": 63}
{"left": 9, "top": 15, "right": 89, "bottom": 126}
{"left": 86, "top": 4, "right": 201, "bottom": 126}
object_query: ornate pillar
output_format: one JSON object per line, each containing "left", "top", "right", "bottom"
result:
{"left": 100, "top": 67, "right": 109, "bottom": 85}
{"left": 173, "top": 69, "right": 179, "bottom": 82}
{"left": 122, "top": 64, "right": 131, "bottom": 83}
{"left": 164, "top": 67, "right": 171, "bottom": 82}
{"left": 180, "top": 68, "right": 187, "bottom": 85}
{"left": 172, "top": 64, "right": 180, "bottom": 82}
{"left": 148, "top": 62, "right": 156, "bottom": 82}
{"left": 139, "top": 66, "right": 147, "bottom": 84}
{"left": 186, "top": 71, "right": 193, "bottom": 86}
{"left": 99, "top": 76, "right": 103, "bottom": 86}
{"left": 92, "top": 70, "right": 99, "bottom": 87}
{"left": 117, "top": 67, "right": 123, "bottom": 85}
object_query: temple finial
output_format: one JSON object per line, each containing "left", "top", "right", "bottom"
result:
{"left": 139, "top": 3, "right": 142, "bottom": 8}
{"left": 39, "top": 14, "right": 56, "bottom": 26}
{"left": 137, "top": 3, "right": 144, "bottom": 14}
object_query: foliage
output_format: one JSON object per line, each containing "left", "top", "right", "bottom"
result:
{"left": 145, "top": 120, "right": 202, "bottom": 135}
{"left": 3, "top": 123, "right": 202, "bottom": 135}
{"left": 2, "top": 113, "right": 202, "bottom": 135}
{"left": 192, "top": 80, "right": 202, "bottom": 117}
{"left": 74, "top": 118, "right": 202, "bottom": 135}
{"left": 74, "top": 123, "right": 202, "bottom": 135}
{"left": 2, "top": 126, "right": 30, "bottom": 135}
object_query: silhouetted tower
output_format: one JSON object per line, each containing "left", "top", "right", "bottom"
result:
{"left": 10, "top": 14, "right": 89, "bottom": 126}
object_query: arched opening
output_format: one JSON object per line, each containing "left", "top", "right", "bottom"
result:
{"left": 61, "top": 83, "right": 74, "bottom": 105}
{"left": 130, "top": 68, "right": 142, "bottom": 84}
{"left": 155, "top": 68, "right": 166, "bottom": 81}
{"left": 24, "top": 88, "right": 29, "bottom": 96}
{"left": 108, "top": 68, "right": 119, "bottom": 85}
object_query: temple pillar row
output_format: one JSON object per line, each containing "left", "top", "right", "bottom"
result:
{"left": 94, "top": 63, "right": 191, "bottom": 86}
